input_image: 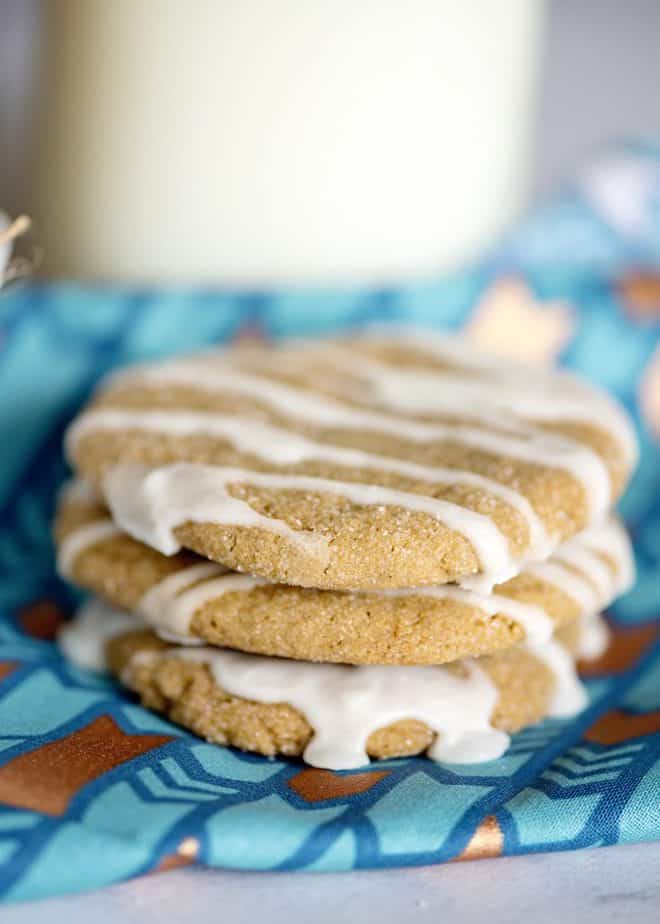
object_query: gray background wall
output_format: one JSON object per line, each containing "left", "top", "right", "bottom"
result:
{"left": 535, "top": 0, "right": 660, "bottom": 196}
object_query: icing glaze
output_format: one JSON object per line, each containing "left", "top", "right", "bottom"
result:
{"left": 526, "top": 561, "right": 601, "bottom": 615}
{"left": 56, "top": 486, "right": 631, "bottom": 654}
{"left": 333, "top": 330, "right": 638, "bottom": 467}
{"left": 551, "top": 544, "right": 616, "bottom": 602}
{"left": 55, "top": 524, "right": 556, "bottom": 647}
{"left": 136, "top": 644, "right": 509, "bottom": 769}
{"left": 362, "top": 365, "right": 635, "bottom": 466}
{"left": 57, "top": 597, "right": 139, "bottom": 671}
{"left": 552, "top": 519, "right": 635, "bottom": 600}
{"left": 67, "top": 405, "right": 551, "bottom": 563}
{"left": 526, "top": 517, "right": 635, "bottom": 617}
{"left": 135, "top": 564, "right": 554, "bottom": 646}
{"left": 57, "top": 520, "right": 122, "bottom": 578}
{"left": 53, "top": 510, "right": 553, "bottom": 647}
{"left": 137, "top": 562, "right": 268, "bottom": 636}
{"left": 103, "top": 463, "right": 330, "bottom": 559}
{"left": 103, "top": 357, "right": 612, "bottom": 519}
{"left": 528, "top": 636, "right": 587, "bottom": 717}
{"left": 577, "top": 612, "right": 611, "bottom": 660}
{"left": 577, "top": 519, "right": 636, "bottom": 595}
{"left": 389, "top": 586, "right": 586, "bottom": 717}
{"left": 118, "top": 332, "right": 637, "bottom": 475}
{"left": 132, "top": 629, "right": 586, "bottom": 766}
{"left": 61, "top": 595, "right": 587, "bottom": 769}
{"left": 103, "top": 463, "right": 516, "bottom": 586}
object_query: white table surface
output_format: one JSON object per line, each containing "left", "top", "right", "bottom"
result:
{"left": 6, "top": 840, "right": 660, "bottom": 923}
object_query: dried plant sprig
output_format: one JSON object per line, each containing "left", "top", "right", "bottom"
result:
{"left": 0, "top": 215, "right": 31, "bottom": 247}
{"left": 1, "top": 215, "right": 40, "bottom": 289}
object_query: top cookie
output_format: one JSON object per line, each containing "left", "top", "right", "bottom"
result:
{"left": 65, "top": 331, "right": 636, "bottom": 591}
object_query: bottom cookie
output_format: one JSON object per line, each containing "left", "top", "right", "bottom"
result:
{"left": 60, "top": 598, "right": 589, "bottom": 769}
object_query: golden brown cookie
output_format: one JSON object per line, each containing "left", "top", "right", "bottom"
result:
{"left": 54, "top": 486, "right": 633, "bottom": 665}
{"left": 64, "top": 333, "right": 636, "bottom": 590}
{"left": 106, "top": 628, "right": 557, "bottom": 764}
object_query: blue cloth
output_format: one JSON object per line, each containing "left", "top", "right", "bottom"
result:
{"left": 0, "top": 145, "right": 659, "bottom": 901}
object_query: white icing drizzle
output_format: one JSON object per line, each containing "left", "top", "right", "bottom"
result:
{"left": 57, "top": 520, "right": 122, "bottom": 578}
{"left": 103, "top": 463, "right": 516, "bottom": 586}
{"left": 54, "top": 515, "right": 553, "bottom": 647}
{"left": 526, "top": 561, "right": 601, "bottom": 615}
{"left": 68, "top": 406, "right": 550, "bottom": 571}
{"left": 337, "top": 358, "right": 637, "bottom": 468}
{"left": 103, "top": 358, "right": 612, "bottom": 519}
{"left": 528, "top": 636, "right": 588, "bottom": 717}
{"left": 137, "top": 562, "right": 267, "bottom": 637}
{"left": 60, "top": 595, "right": 587, "bottom": 768}
{"left": 577, "top": 612, "right": 611, "bottom": 660}
{"left": 147, "top": 645, "right": 509, "bottom": 769}
{"left": 136, "top": 633, "right": 585, "bottom": 766}
{"left": 132, "top": 564, "right": 555, "bottom": 646}
{"left": 103, "top": 463, "right": 329, "bottom": 559}
{"left": 154, "top": 628, "right": 208, "bottom": 646}
{"left": 527, "top": 517, "right": 634, "bottom": 617}
{"left": 388, "top": 585, "right": 586, "bottom": 718}
{"left": 62, "top": 544, "right": 555, "bottom": 649}
{"left": 557, "top": 519, "right": 631, "bottom": 663}
{"left": 576, "top": 519, "right": 636, "bottom": 595}
{"left": 71, "top": 555, "right": 576, "bottom": 706}
{"left": 56, "top": 485, "right": 629, "bottom": 658}
{"left": 551, "top": 545, "right": 615, "bottom": 602}
{"left": 339, "top": 329, "right": 638, "bottom": 468}
{"left": 57, "top": 597, "right": 139, "bottom": 671}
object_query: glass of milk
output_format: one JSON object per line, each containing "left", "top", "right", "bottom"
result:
{"left": 32, "top": 0, "right": 544, "bottom": 285}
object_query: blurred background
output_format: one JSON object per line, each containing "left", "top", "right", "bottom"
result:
{"left": 1, "top": 0, "right": 660, "bottom": 285}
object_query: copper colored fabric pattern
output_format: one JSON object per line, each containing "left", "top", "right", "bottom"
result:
{"left": 0, "top": 145, "right": 659, "bottom": 901}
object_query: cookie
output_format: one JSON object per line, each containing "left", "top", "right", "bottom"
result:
{"left": 54, "top": 483, "right": 633, "bottom": 665}
{"left": 65, "top": 332, "right": 636, "bottom": 591}
{"left": 60, "top": 598, "right": 587, "bottom": 769}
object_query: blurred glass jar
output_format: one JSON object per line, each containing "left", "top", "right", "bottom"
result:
{"left": 32, "top": 0, "right": 544, "bottom": 285}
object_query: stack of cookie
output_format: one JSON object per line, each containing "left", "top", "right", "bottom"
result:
{"left": 54, "top": 332, "right": 636, "bottom": 769}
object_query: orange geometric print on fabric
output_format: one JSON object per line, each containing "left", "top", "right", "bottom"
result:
{"left": 452, "top": 815, "right": 504, "bottom": 862}
{"left": 0, "top": 715, "right": 173, "bottom": 815}
{"left": 618, "top": 272, "right": 660, "bottom": 320}
{"left": 152, "top": 837, "right": 201, "bottom": 873}
{"left": 585, "top": 709, "right": 660, "bottom": 746}
{"left": 19, "top": 599, "right": 70, "bottom": 641}
{"left": 288, "top": 767, "right": 390, "bottom": 803}
{"left": 0, "top": 661, "right": 18, "bottom": 683}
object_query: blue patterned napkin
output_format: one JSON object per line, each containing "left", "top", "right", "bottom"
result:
{"left": 0, "top": 144, "right": 658, "bottom": 901}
